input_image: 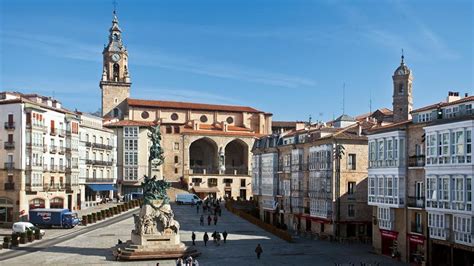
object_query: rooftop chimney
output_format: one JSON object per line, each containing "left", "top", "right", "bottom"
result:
{"left": 447, "top": 91, "right": 461, "bottom": 103}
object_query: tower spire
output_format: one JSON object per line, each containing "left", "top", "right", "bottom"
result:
{"left": 401, "top": 48, "right": 405, "bottom": 65}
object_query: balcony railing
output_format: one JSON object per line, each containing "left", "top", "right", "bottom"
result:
{"left": 4, "top": 162, "right": 14, "bottom": 170}
{"left": 411, "top": 222, "right": 424, "bottom": 234}
{"left": 50, "top": 129, "right": 57, "bottom": 136}
{"left": 44, "top": 184, "right": 64, "bottom": 191}
{"left": 85, "top": 178, "right": 115, "bottom": 183}
{"left": 49, "top": 165, "right": 58, "bottom": 172}
{"left": 408, "top": 155, "right": 425, "bottom": 167}
{"left": 92, "top": 143, "right": 114, "bottom": 150}
{"left": 26, "top": 123, "right": 47, "bottom": 131}
{"left": 85, "top": 141, "right": 92, "bottom": 147}
{"left": 58, "top": 146, "right": 66, "bottom": 154}
{"left": 43, "top": 144, "right": 48, "bottom": 152}
{"left": 4, "top": 141, "right": 15, "bottom": 149}
{"left": 58, "top": 165, "right": 66, "bottom": 172}
{"left": 4, "top": 182, "right": 15, "bottom": 190}
{"left": 224, "top": 166, "right": 249, "bottom": 175}
{"left": 407, "top": 196, "right": 425, "bottom": 208}
{"left": 57, "top": 129, "right": 66, "bottom": 137}
{"left": 190, "top": 167, "right": 219, "bottom": 175}
{"left": 49, "top": 145, "right": 57, "bottom": 153}
{"left": 4, "top": 122, "right": 15, "bottom": 130}
{"left": 85, "top": 160, "right": 114, "bottom": 166}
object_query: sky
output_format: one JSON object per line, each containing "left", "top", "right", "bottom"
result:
{"left": 0, "top": 0, "right": 473, "bottom": 122}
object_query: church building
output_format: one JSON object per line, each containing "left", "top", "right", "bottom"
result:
{"left": 100, "top": 11, "right": 272, "bottom": 199}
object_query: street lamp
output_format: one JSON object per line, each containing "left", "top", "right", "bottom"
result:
{"left": 333, "top": 142, "right": 345, "bottom": 240}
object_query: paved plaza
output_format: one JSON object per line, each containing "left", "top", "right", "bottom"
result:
{"left": 0, "top": 203, "right": 405, "bottom": 265}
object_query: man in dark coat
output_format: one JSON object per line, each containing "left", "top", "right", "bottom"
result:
{"left": 207, "top": 215, "right": 212, "bottom": 226}
{"left": 255, "top": 244, "right": 263, "bottom": 259}
{"left": 191, "top": 231, "right": 196, "bottom": 245}
{"left": 223, "top": 231, "right": 228, "bottom": 243}
{"left": 203, "top": 232, "right": 209, "bottom": 246}
{"left": 213, "top": 215, "right": 218, "bottom": 225}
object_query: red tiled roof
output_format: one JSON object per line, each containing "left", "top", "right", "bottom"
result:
{"left": 368, "top": 119, "right": 412, "bottom": 133}
{"left": 272, "top": 121, "right": 302, "bottom": 128}
{"left": 104, "top": 120, "right": 156, "bottom": 127}
{"left": 127, "top": 98, "right": 262, "bottom": 113}
{"left": 182, "top": 128, "right": 261, "bottom": 137}
{"left": 412, "top": 96, "right": 474, "bottom": 113}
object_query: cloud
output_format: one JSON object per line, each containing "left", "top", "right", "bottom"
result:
{"left": 1, "top": 30, "right": 316, "bottom": 89}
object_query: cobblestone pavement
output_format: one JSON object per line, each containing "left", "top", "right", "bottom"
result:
{"left": 1, "top": 203, "right": 406, "bottom": 265}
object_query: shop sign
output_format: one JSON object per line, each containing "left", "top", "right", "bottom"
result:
{"left": 408, "top": 233, "right": 425, "bottom": 244}
{"left": 380, "top": 229, "right": 398, "bottom": 239}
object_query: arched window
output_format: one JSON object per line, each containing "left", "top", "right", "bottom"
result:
{"left": 398, "top": 84, "right": 404, "bottom": 95}
{"left": 50, "top": 197, "right": 64, "bottom": 209}
{"left": 29, "top": 198, "right": 45, "bottom": 210}
{"left": 174, "top": 156, "right": 179, "bottom": 164}
{"left": 113, "top": 63, "right": 120, "bottom": 81}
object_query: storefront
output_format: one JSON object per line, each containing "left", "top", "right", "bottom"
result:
{"left": 380, "top": 229, "right": 399, "bottom": 257}
{"left": 0, "top": 197, "right": 14, "bottom": 224}
{"left": 86, "top": 184, "right": 117, "bottom": 203}
{"left": 408, "top": 233, "right": 425, "bottom": 265}
{"left": 192, "top": 186, "right": 219, "bottom": 199}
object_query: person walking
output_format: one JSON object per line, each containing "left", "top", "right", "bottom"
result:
{"left": 213, "top": 215, "right": 218, "bottom": 225}
{"left": 255, "top": 244, "right": 263, "bottom": 259}
{"left": 203, "top": 232, "right": 209, "bottom": 246}
{"left": 191, "top": 231, "right": 196, "bottom": 246}
{"left": 199, "top": 215, "right": 204, "bottom": 226}
{"left": 176, "top": 257, "right": 184, "bottom": 266}
{"left": 207, "top": 215, "right": 212, "bottom": 226}
{"left": 223, "top": 231, "right": 228, "bottom": 243}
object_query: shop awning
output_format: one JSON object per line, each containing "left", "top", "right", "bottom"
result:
{"left": 86, "top": 184, "right": 117, "bottom": 191}
{"left": 192, "top": 187, "right": 220, "bottom": 193}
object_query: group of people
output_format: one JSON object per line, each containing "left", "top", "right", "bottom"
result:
{"left": 191, "top": 230, "right": 228, "bottom": 246}
{"left": 175, "top": 256, "right": 198, "bottom": 266}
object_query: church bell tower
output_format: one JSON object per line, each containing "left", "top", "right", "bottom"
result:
{"left": 100, "top": 10, "right": 131, "bottom": 118}
{"left": 392, "top": 53, "right": 413, "bottom": 122}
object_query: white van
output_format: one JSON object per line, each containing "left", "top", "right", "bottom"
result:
{"left": 12, "top": 222, "right": 45, "bottom": 236}
{"left": 175, "top": 194, "right": 201, "bottom": 205}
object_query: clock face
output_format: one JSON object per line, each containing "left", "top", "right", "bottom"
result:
{"left": 111, "top": 53, "right": 121, "bottom": 62}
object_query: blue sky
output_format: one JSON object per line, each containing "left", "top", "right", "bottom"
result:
{"left": 0, "top": 0, "right": 472, "bottom": 121}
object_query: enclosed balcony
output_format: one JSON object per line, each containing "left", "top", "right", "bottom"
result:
{"left": 4, "top": 122, "right": 15, "bottom": 130}
{"left": 4, "top": 141, "right": 15, "bottom": 150}
{"left": 408, "top": 155, "right": 425, "bottom": 168}
{"left": 407, "top": 196, "right": 425, "bottom": 209}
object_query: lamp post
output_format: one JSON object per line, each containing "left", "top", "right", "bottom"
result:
{"left": 333, "top": 142, "right": 344, "bottom": 240}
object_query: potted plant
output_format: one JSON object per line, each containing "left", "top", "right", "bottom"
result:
{"left": 34, "top": 228, "right": 42, "bottom": 240}
{"left": 3, "top": 236, "right": 10, "bottom": 249}
{"left": 87, "top": 214, "right": 92, "bottom": 224}
{"left": 19, "top": 232, "right": 27, "bottom": 244}
{"left": 97, "top": 212, "right": 102, "bottom": 221}
{"left": 91, "top": 213, "right": 97, "bottom": 223}
{"left": 26, "top": 229, "right": 34, "bottom": 242}
{"left": 82, "top": 215, "right": 88, "bottom": 226}
{"left": 11, "top": 233, "right": 19, "bottom": 247}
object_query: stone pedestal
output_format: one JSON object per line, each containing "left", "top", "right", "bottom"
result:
{"left": 115, "top": 200, "right": 199, "bottom": 260}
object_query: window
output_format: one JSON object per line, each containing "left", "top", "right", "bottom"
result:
{"left": 377, "top": 140, "right": 384, "bottom": 162}
{"left": 348, "top": 204, "right": 355, "bottom": 217}
{"left": 174, "top": 156, "right": 179, "bottom": 164}
{"left": 141, "top": 111, "right": 149, "bottom": 119}
{"left": 378, "top": 177, "right": 384, "bottom": 196}
{"left": 113, "top": 108, "right": 119, "bottom": 118}
{"left": 348, "top": 154, "right": 356, "bottom": 170}
{"left": 166, "top": 126, "right": 172, "bottom": 134}
{"left": 369, "top": 177, "right": 375, "bottom": 196}
{"left": 174, "top": 168, "right": 178, "bottom": 174}
{"left": 208, "top": 178, "right": 218, "bottom": 187}
{"left": 174, "top": 126, "right": 180, "bottom": 133}
{"left": 439, "top": 175, "right": 449, "bottom": 201}
{"left": 386, "top": 177, "right": 393, "bottom": 196}
{"left": 200, "top": 115, "right": 208, "bottom": 123}
{"left": 453, "top": 176, "right": 464, "bottom": 202}
{"left": 398, "top": 84, "right": 404, "bottom": 95}
{"left": 174, "top": 142, "right": 179, "bottom": 151}
{"left": 171, "top": 113, "right": 179, "bottom": 121}
{"left": 226, "top": 116, "right": 234, "bottom": 124}
{"left": 240, "top": 179, "right": 246, "bottom": 187}
{"left": 348, "top": 182, "right": 356, "bottom": 195}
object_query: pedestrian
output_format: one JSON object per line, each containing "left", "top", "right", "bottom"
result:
{"left": 255, "top": 244, "right": 263, "bottom": 259}
{"left": 213, "top": 215, "right": 218, "bottom": 225}
{"left": 196, "top": 204, "right": 199, "bottom": 214}
{"left": 176, "top": 257, "right": 184, "bottom": 266}
{"left": 223, "top": 231, "right": 228, "bottom": 243}
{"left": 211, "top": 231, "right": 217, "bottom": 244}
{"left": 191, "top": 231, "right": 196, "bottom": 246}
{"left": 207, "top": 215, "right": 212, "bottom": 226}
{"left": 203, "top": 205, "right": 207, "bottom": 213}
{"left": 218, "top": 207, "right": 222, "bottom": 217}
{"left": 216, "top": 232, "right": 221, "bottom": 246}
{"left": 203, "top": 232, "right": 209, "bottom": 246}
{"left": 192, "top": 258, "right": 199, "bottom": 266}
{"left": 200, "top": 215, "right": 204, "bottom": 226}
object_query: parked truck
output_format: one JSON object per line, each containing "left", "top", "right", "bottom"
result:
{"left": 29, "top": 208, "right": 80, "bottom": 229}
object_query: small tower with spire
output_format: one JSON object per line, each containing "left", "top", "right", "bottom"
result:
{"left": 100, "top": 8, "right": 131, "bottom": 118}
{"left": 392, "top": 50, "right": 413, "bottom": 122}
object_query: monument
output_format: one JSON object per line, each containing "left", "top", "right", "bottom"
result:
{"left": 115, "top": 125, "right": 199, "bottom": 260}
